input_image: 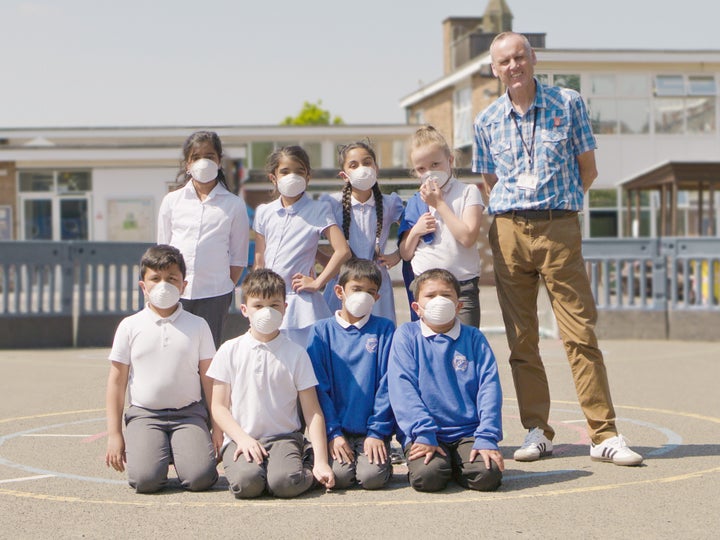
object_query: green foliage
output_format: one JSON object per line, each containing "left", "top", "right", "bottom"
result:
{"left": 281, "top": 100, "right": 344, "bottom": 126}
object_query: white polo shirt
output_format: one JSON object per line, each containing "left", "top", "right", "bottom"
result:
{"left": 411, "top": 178, "right": 484, "bottom": 282}
{"left": 157, "top": 181, "right": 250, "bottom": 299}
{"left": 108, "top": 304, "right": 216, "bottom": 410}
{"left": 207, "top": 331, "right": 318, "bottom": 443}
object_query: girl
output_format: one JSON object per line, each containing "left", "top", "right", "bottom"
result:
{"left": 321, "top": 141, "right": 404, "bottom": 324}
{"left": 157, "top": 131, "right": 249, "bottom": 348}
{"left": 253, "top": 145, "right": 351, "bottom": 346}
{"left": 398, "top": 125, "right": 484, "bottom": 327}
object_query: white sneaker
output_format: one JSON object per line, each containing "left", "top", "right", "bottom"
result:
{"left": 514, "top": 427, "right": 553, "bottom": 462}
{"left": 590, "top": 434, "right": 643, "bottom": 466}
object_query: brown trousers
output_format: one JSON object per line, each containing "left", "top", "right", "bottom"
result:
{"left": 489, "top": 213, "right": 617, "bottom": 444}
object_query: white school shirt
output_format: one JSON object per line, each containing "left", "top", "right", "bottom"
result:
{"left": 253, "top": 194, "right": 335, "bottom": 330}
{"left": 321, "top": 192, "right": 403, "bottom": 323}
{"left": 207, "top": 331, "right": 318, "bottom": 444}
{"left": 157, "top": 180, "right": 249, "bottom": 299}
{"left": 108, "top": 304, "right": 216, "bottom": 410}
{"left": 410, "top": 177, "right": 484, "bottom": 282}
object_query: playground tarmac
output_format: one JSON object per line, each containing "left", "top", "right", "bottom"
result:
{"left": 0, "top": 288, "right": 719, "bottom": 539}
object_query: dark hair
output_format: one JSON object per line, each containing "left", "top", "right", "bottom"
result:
{"left": 338, "top": 141, "right": 383, "bottom": 257}
{"left": 337, "top": 257, "right": 382, "bottom": 289}
{"left": 411, "top": 268, "right": 460, "bottom": 299}
{"left": 240, "top": 268, "right": 286, "bottom": 303}
{"left": 178, "top": 130, "right": 229, "bottom": 189}
{"left": 265, "top": 145, "right": 312, "bottom": 178}
{"left": 140, "top": 244, "right": 186, "bottom": 279}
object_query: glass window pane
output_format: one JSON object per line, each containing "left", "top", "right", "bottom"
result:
{"left": 688, "top": 76, "right": 716, "bottom": 95}
{"left": 19, "top": 171, "right": 53, "bottom": 192}
{"left": 589, "top": 189, "right": 617, "bottom": 207}
{"left": 589, "top": 210, "right": 618, "bottom": 237}
{"left": 58, "top": 171, "right": 91, "bottom": 193}
{"left": 535, "top": 73, "right": 550, "bottom": 86}
{"left": 590, "top": 74, "right": 615, "bottom": 96}
{"left": 24, "top": 199, "right": 52, "bottom": 239}
{"left": 588, "top": 98, "right": 618, "bottom": 134}
{"left": 60, "top": 199, "right": 88, "bottom": 240}
{"left": 687, "top": 96, "right": 716, "bottom": 133}
{"left": 654, "top": 98, "right": 685, "bottom": 133}
{"left": 655, "top": 75, "right": 684, "bottom": 96}
{"left": 304, "top": 143, "right": 321, "bottom": 169}
{"left": 617, "top": 99, "right": 651, "bottom": 134}
{"left": 554, "top": 74, "right": 580, "bottom": 92}
{"left": 617, "top": 74, "right": 649, "bottom": 96}
{"left": 250, "top": 142, "right": 273, "bottom": 169}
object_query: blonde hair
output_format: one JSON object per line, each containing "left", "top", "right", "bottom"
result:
{"left": 410, "top": 125, "right": 452, "bottom": 158}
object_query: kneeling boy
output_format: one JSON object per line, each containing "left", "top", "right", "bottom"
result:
{"left": 307, "top": 258, "right": 395, "bottom": 490}
{"left": 388, "top": 268, "right": 504, "bottom": 492}
{"left": 105, "top": 245, "right": 220, "bottom": 493}
{"left": 208, "top": 269, "right": 334, "bottom": 498}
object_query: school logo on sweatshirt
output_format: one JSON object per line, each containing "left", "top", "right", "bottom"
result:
{"left": 453, "top": 352, "right": 468, "bottom": 372}
{"left": 365, "top": 336, "right": 378, "bottom": 353}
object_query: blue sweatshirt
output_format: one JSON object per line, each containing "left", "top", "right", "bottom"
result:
{"left": 306, "top": 314, "right": 395, "bottom": 441}
{"left": 388, "top": 320, "right": 502, "bottom": 451}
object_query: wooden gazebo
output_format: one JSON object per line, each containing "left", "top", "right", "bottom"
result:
{"left": 620, "top": 161, "right": 720, "bottom": 237}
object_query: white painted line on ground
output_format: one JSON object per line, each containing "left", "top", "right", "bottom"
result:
{"left": 0, "top": 474, "right": 55, "bottom": 484}
{"left": 21, "top": 434, "right": 92, "bottom": 438}
{"left": 561, "top": 419, "right": 588, "bottom": 423}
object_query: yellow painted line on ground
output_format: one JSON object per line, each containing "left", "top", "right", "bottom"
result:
{"left": 0, "top": 409, "right": 104, "bottom": 425}
{"left": 1, "top": 466, "right": 719, "bottom": 509}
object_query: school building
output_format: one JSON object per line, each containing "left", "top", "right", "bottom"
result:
{"left": 400, "top": 0, "right": 720, "bottom": 239}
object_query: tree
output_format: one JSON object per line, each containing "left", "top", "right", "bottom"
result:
{"left": 281, "top": 100, "right": 344, "bottom": 126}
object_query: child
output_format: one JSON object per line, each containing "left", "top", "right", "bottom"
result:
{"left": 307, "top": 258, "right": 395, "bottom": 490}
{"left": 388, "top": 268, "right": 503, "bottom": 493}
{"left": 208, "top": 268, "right": 335, "bottom": 498}
{"left": 320, "top": 141, "right": 404, "bottom": 324}
{"left": 398, "top": 125, "right": 484, "bottom": 327}
{"left": 253, "top": 145, "right": 351, "bottom": 346}
{"left": 157, "top": 130, "right": 250, "bottom": 348}
{"left": 105, "top": 244, "right": 220, "bottom": 493}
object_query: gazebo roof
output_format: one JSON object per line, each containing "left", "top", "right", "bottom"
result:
{"left": 620, "top": 161, "right": 720, "bottom": 191}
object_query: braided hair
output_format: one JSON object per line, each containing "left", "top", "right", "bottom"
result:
{"left": 338, "top": 141, "right": 384, "bottom": 258}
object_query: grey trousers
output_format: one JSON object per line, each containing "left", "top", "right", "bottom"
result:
{"left": 124, "top": 401, "right": 218, "bottom": 493}
{"left": 222, "top": 432, "right": 314, "bottom": 499}
{"left": 330, "top": 435, "right": 392, "bottom": 490}
{"left": 181, "top": 291, "right": 233, "bottom": 348}
{"left": 405, "top": 437, "right": 502, "bottom": 493}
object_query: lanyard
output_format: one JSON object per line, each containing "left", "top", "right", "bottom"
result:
{"left": 512, "top": 107, "right": 538, "bottom": 171}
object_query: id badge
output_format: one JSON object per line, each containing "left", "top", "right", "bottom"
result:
{"left": 517, "top": 172, "right": 539, "bottom": 191}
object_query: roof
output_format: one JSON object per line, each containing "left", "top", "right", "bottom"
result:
{"left": 619, "top": 161, "right": 720, "bottom": 190}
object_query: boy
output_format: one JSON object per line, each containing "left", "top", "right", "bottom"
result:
{"left": 306, "top": 258, "right": 395, "bottom": 490}
{"left": 208, "top": 268, "right": 334, "bottom": 498}
{"left": 105, "top": 244, "right": 220, "bottom": 493}
{"left": 388, "top": 268, "right": 504, "bottom": 493}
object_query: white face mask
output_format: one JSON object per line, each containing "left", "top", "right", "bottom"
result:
{"left": 147, "top": 281, "right": 181, "bottom": 310}
{"left": 249, "top": 306, "right": 284, "bottom": 335}
{"left": 347, "top": 166, "right": 377, "bottom": 191}
{"left": 420, "top": 295, "right": 457, "bottom": 326}
{"left": 276, "top": 173, "right": 307, "bottom": 198}
{"left": 421, "top": 169, "right": 450, "bottom": 189}
{"left": 344, "top": 291, "right": 375, "bottom": 318}
{"left": 188, "top": 158, "right": 219, "bottom": 184}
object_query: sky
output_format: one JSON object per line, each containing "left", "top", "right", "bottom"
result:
{"left": 2, "top": 0, "right": 719, "bottom": 129}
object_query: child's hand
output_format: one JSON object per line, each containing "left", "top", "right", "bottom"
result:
{"left": 412, "top": 212, "right": 437, "bottom": 237}
{"left": 291, "top": 273, "right": 319, "bottom": 293}
{"left": 420, "top": 178, "right": 444, "bottom": 208}
{"left": 313, "top": 462, "right": 335, "bottom": 490}
{"left": 376, "top": 250, "right": 401, "bottom": 269}
{"left": 233, "top": 434, "right": 268, "bottom": 463}
{"left": 363, "top": 437, "right": 387, "bottom": 465}
{"left": 105, "top": 433, "right": 126, "bottom": 472}
{"left": 470, "top": 448, "right": 505, "bottom": 472}
{"left": 329, "top": 436, "right": 354, "bottom": 464}
{"left": 408, "top": 442, "right": 446, "bottom": 465}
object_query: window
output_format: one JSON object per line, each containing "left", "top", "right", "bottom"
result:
{"left": 588, "top": 74, "right": 651, "bottom": 135}
{"left": 453, "top": 85, "right": 473, "bottom": 148}
{"left": 654, "top": 75, "right": 717, "bottom": 134}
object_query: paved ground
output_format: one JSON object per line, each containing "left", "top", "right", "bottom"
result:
{"left": 1, "top": 289, "right": 719, "bottom": 538}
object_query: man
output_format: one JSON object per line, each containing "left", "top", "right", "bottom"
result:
{"left": 472, "top": 31, "right": 642, "bottom": 466}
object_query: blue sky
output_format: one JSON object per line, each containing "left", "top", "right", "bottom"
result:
{"left": 2, "top": 0, "right": 718, "bottom": 128}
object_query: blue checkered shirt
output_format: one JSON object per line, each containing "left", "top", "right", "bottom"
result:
{"left": 472, "top": 80, "right": 597, "bottom": 214}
